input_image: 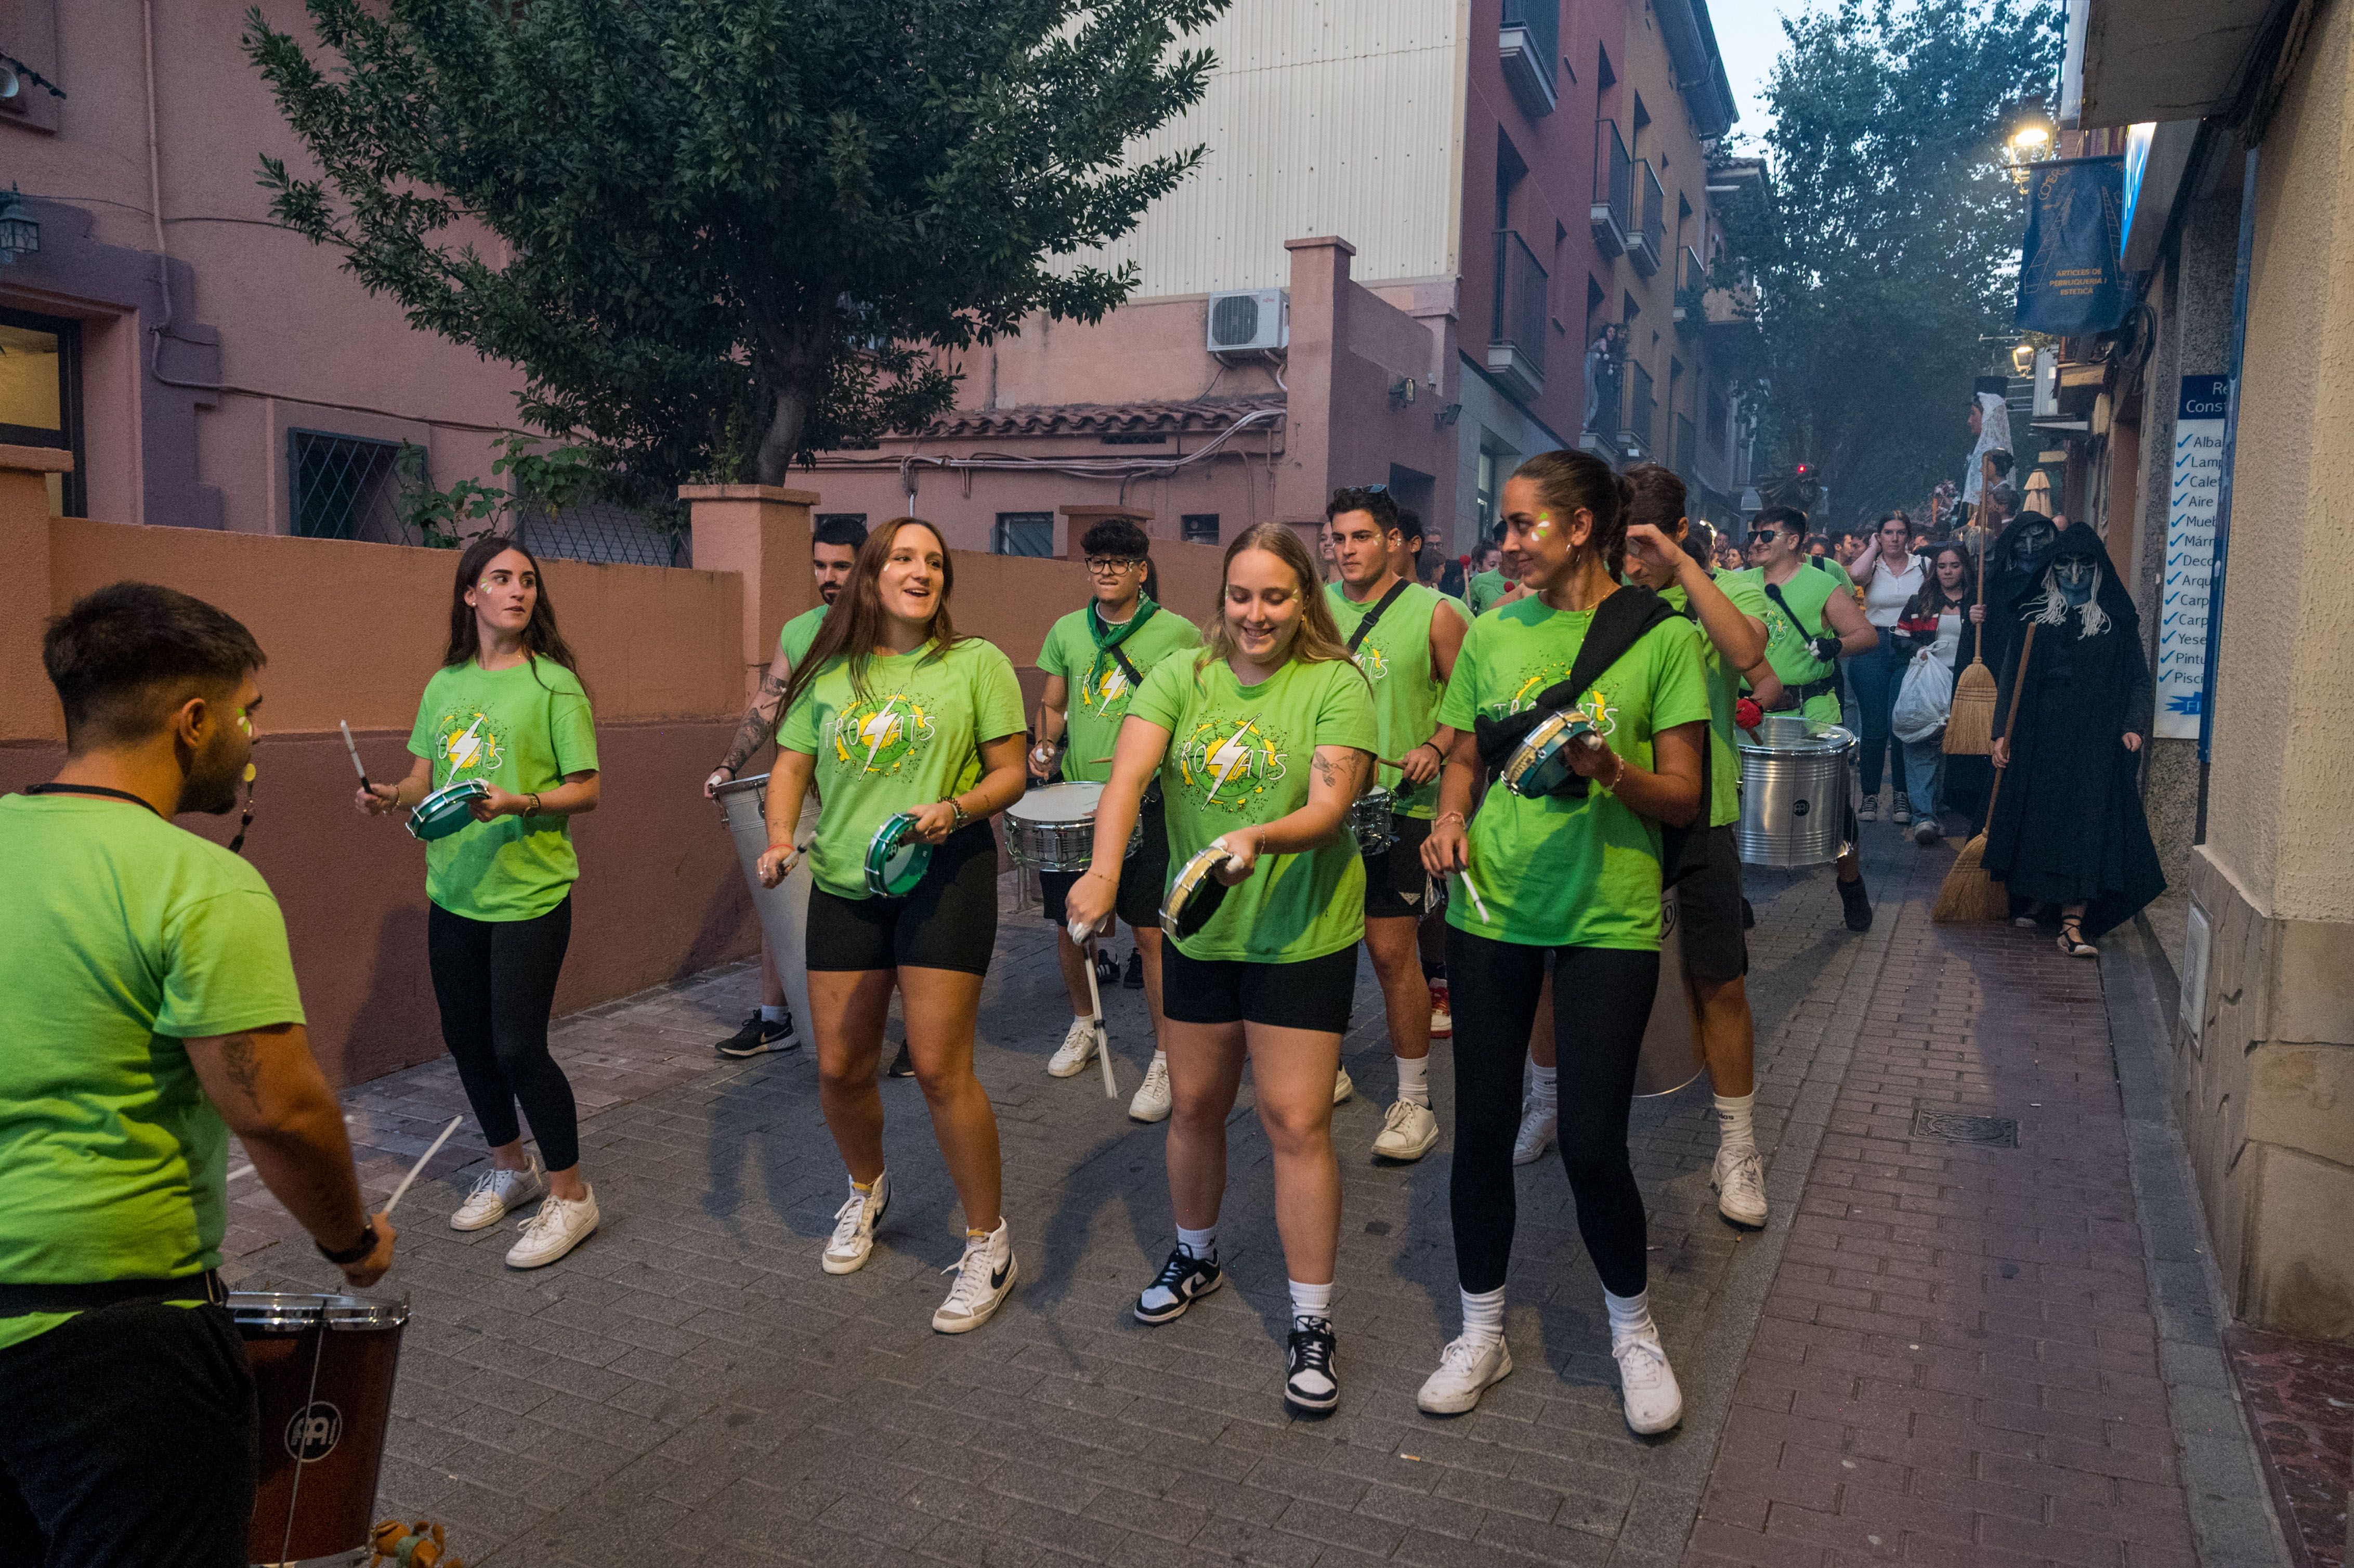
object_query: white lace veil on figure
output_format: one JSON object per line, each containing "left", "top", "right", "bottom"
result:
{"left": 1961, "top": 390, "right": 2011, "bottom": 506}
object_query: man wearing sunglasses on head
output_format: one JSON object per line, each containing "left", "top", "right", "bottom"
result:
{"left": 1031, "top": 518, "right": 1201, "bottom": 1119}
{"left": 1721, "top": 506, "right": 1879, "bottom": 931}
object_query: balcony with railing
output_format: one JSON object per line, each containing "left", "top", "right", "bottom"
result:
{"left": 1486, "top": 229, "right": 1549, "bottom": 405}
{"left": 1581, "top": 356, "right": 1654, "bottom": 460}
{"left": 1590, "top": 120, "right": 1631, "bottom": 258}
{"left": 1672, "top": 245, "right": 1706, "bottom": 329}
{"left": 1498, "top": 0, "right": 1559, "bottom": 117}
{"left": 1628, "top": 162, "right": 1665, "bottom": 276}
{"left": 1674, "top": 412, "right": 1698, "bottom": 488}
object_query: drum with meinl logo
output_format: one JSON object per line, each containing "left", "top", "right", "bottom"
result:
{"left": 1735, "top": 715, "right": 1856, "bottom": 868}
{"left": 232, "top": 1292, "right": 409, "bottom": 1564}
{"left": 713, "top": 773, "right": 815, "bottom": 1028}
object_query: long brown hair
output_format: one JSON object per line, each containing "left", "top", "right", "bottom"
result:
{"left": 1196, "top": 522, "right": 1358, "bottom": 678}
{"left": 778, "top": 517, "right": 965, "bottom": 717}
{"left": 1514, "top": 449, "right": 1634, "bottom": 577}
{"left": 1905, "top": 542, "right": 1977, "bottom": 618}
{"left": 442, "top": 533, "right": 586, "bottom": 697}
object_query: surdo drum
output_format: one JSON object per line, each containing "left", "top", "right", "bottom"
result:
{"left": 1736, "top": 715, "right": 1856, "bottom": 868}
{"left": 1003, "top": 781, "right": 1142, "bottom": 874}
{"left": 712, "top": 773, "right": 815, "bottom": 1028}
{"left": 231, "top": 1292, "right": 409, "bottom": 1564}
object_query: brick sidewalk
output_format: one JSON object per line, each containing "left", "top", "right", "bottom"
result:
{"left": 1688, "top": 845, "right": 2207, "bottom": 1567}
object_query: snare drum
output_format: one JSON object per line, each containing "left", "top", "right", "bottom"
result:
{"left": 406, "top": 778, "right": 488, "bottom": 841}
{"left": 1160, "top": 843, "right": 1235, "bottom": 942}
{"left": 1500, "top": 710, "right": 1599, "bottom": 799}
{"left": 864, "top": 812, "right": 933, "bottom": 897}
{"left": 1004, "top": 782, "right": 1142, "bottom": 873}
{"left": 1347, "top": 786, "right": 1396, "bottom": 855}
{"left": 232, "top": 1292, "right": 409, "bottom": 1564}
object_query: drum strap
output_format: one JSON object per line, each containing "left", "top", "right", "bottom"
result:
{"left": 0, "top": 1269, "right": 226, "bottom": 1317}
{"left": 1344, "top": 578, "right": 1414, "bottom": 654}
{"left": 1471, "top": 586, "right": 1678, "bottom": 787}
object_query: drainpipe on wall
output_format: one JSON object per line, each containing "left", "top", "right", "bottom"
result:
{"left": 2192, "top": 147, "right": 2257, "bottom": 840}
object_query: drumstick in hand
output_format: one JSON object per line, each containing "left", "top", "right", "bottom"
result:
{"left": 382, "top": 1115, "right": 463, "bottom": 1217}
{"left": 339, "top": 721, "right": 372, "bottom": 791}
{"left": 1455, "top": 861, "right": 1494, "bottom": 925}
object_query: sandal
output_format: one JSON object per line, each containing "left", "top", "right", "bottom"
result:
{"left": 2057, "top": 918, "right": 2096, "bottom": 958}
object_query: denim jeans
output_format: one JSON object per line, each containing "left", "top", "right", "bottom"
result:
{"left": 1901, "top": 736, "right": 1945, "bottom": 819}
{"left": 1848, "top": 638, "right": 1905, "bottom": 794}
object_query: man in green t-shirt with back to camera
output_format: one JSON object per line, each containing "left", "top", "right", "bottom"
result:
{"left": 704, "top": 514, "right": 869, "bottom": 1057}
{"left": 1030, "top": 517, "right": 1201, "bottom": 1121}
{"left": 0, "top": 583, "right": 395, "bottom": 1567}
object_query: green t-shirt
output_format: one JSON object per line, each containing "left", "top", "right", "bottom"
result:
{"left": 1435, "top": 600, "right": 1712, "bottom": 949}
{"left": 778, "top": 603, "right": 830, "bottom": 669}
{"left": 1035, "top": 602, "right": 1202, "bottom": 785}
{"left": 779, "top": 637, "right": 1026, "bottom": 899}
{"left": 1467, "top": 570, "right": 1510, "bottom": 616}
{"left": 1662, "top": 584, "right": 1744, "bottom": 829}
{"left": 0, "top": 795, "right": 307, "bottom": 1351}
{"left": 1721, "top": 567, "right": 1844, "bottom": 724}
{"left": 1324, "top": 580, "right": 1462, "bottom": 818}
{"left": 407, "top": 657, "right": 600, "bottom": 922}
{"left": 1126, "top": 652, "right": 1378, "bottom": 963}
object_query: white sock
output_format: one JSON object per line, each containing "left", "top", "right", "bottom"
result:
{"left": 1289, "top": 1279, "right": 1332, "bottom": 1325}
{"left": 969, "top": 1218, "right": 1009, "bottom": 1260}
{"left": 1396, "top": 1054, "right": 1430, "bottom": 1107}
{"left": 1715, "top": 1091, "right": 1756, "bottom": 1156}
{"left": 1072, "top": 1012, "right": 1092, "bottom": 1024}
{"left": 1529, "top": 1063, "right": 1558, "bottom": 1108}
{"left": 761, "top": 1004, "right": 788, "bottom": 1024}
{"left": 1604, "top": 1286, "right": 1658, "bottom": 1347}
{"left": 1150, "top": 1049, "right": 1169, "bottom": 1067}
{"left": 1460, "top": 1286, "right": 1506, "bottom": 1344}
{"left": 1176, "top": 1225, "right": 1217, "bottom": 1260}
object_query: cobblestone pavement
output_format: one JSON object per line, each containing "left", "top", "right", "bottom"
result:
{"left": 228, "top": 825, "right": 2250, "bottom": 1566}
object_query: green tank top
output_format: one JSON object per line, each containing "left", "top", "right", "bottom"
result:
{"left": 1324, "top": 579, "right": 1457, "bottom": 818}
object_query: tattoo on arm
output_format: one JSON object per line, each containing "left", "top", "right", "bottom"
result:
{"left": 1312, "top": 750, "right": 1350, "bottom": 792}
{"left": 721, "top": 672, "right": 791, "bottom": 774}
{"left": 219, "top": 1036, "right": 263, "bottom": 1106}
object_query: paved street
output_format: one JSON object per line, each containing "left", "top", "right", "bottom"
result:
{"left": 229, "top": 829, "right": 2254, "bottom": 1567}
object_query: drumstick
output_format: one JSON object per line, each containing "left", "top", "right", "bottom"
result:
{"left": 339, "top": 721, "right": 372, "bottom": 791}
{"left": 382, "top": 1115, "right": 463, "bottom": 1216}
{"left": 1455, "top": 864, "right": 1494, "bottom": 926}
{"left": 1081, "top": 935, "right": 1118, "bottom": 1100}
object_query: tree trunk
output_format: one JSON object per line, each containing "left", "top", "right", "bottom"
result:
{"left": 754, "top": 384, "right": 808, "bottom": 488}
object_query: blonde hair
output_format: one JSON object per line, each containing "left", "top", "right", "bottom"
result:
{"left": 1197, "top": 521, "right": 1360, "bottom": 676}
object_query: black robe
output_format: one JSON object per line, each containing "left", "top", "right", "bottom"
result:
{"left": 1983, "top": 524, "right": 2166, "bottom": 936}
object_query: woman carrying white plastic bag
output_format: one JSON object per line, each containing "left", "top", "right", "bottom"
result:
{"left": 1890, "top": 543, "right": 1985, "bottom": 843}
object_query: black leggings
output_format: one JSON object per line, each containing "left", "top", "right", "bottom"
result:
{"left": 1446, "top": 929, "right": 1659, "bottom": 1297}
{"left": 427, "top": 897, "right": 580, "bottom": 1171}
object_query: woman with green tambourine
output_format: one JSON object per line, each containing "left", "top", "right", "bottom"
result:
{"left": 753, "top": 518, "right": 1029, "bottom": 1334}
{"left": 356, "top": 535, "right": 603, "bottom": 1270}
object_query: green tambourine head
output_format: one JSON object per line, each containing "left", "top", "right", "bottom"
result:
{"left": 1160, "top": 844, "right": 1235, "bottom": 943}
{"left": 407, "top": 779, "right": 490, "bottom": 842}
{"left": 864, "top": 812, "right": 933, "bottom": 898}
{"left": 1503, "top": 710, "right": 1597, "bottom": 799}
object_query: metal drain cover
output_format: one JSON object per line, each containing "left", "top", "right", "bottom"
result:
{"left": 1911, "top": 1109, "right": 2020, "bottom": 1146}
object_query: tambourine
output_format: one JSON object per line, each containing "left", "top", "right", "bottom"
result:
{"left": 1160, "top": 843, "right": 1236, "bottom": 942}
{"left": 1500, "top": 710, "right": 1604, "bottom": 799}
{"left": 407, "top": 779, "right": 490, "bottom": 842}
{"left": 863, "top": 812, "right": 933, "bottom": 897}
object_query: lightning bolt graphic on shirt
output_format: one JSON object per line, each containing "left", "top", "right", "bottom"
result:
{"left": 450, "top": 714, "right": 486, "bottom": 771}
{"left": 859, "top": 699, "right": 902, "bottom": 769}
{"left": 1203, "top": 721, "right": 1255, "bottom": 803}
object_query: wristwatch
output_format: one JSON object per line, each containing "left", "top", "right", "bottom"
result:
{"left": 317, "top": 1218, "right": 378, "bottom": 1267}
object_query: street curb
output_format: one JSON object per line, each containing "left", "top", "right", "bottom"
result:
{"left": 2100, "top": 917, "right": 2294, "bottom": 1568}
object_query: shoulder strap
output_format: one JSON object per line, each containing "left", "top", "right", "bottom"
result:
{"left": 1761, "top": 579, "right": 1824, "bottom": 641}
{"left": 1345, "top": 578, "right": 1414, "bottom": 653}
{"left": 1528, "top": 586, "right": 1680, "bottom": 721}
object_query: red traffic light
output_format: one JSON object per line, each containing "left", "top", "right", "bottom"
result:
{"left": 1794, "top": 463, "right": 1810, "bottom": 475}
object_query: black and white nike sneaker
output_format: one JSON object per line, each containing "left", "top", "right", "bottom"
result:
{"left": 933, "top": 1221, "right": 1016, "bottom": 1334}
{"left": 1133, "top": 1246, "right": 1223, "bottom": 1324}
{"left": 1283, "top": 1317, "right": 1340, "bottom": 1417}
{"left": 714, "top": 1010, "right": 797, "bottom": 1058}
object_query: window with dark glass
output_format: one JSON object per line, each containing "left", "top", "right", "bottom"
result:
{"left": 289, "top": 430, "right": 418, "bottom": 544}
{"left": 1180, "top": 513, "right": 1219, "bottom": 545}
{"left": 991, "top": 512, "right": 1054, "bottom": 556}
{"left": 0, "top": 306, "right": 83, "bottom": 515}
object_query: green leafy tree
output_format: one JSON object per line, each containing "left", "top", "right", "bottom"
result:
{"left": 1717, "top": 0, "right": 2061, "bottom": 528}
{"left": 245, "top": 0, "right": 1228, "bottom": 488}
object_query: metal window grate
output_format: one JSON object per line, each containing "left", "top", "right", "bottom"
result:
{"left": 516, "top": 493, "right": 687, "bottom": 568}
{"left": 993, "top": 512, "right": 1054, "bottom": 556}
{"left": 289, "top": 430, "right": 422, "bottom": 545}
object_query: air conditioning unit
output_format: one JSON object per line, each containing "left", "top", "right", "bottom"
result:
{"left": 1207, "top": 288, "right": 1287, "bottom": 355}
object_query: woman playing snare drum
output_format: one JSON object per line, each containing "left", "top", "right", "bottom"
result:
{"left": 1068, "top": 522, "right": 1377, "bottom": 1417}
{"left": 356, "top": 536, "right": 603, "bottom": 1269}
{"left": 754, "top": 518, "right": 1029, "bottom": 1334}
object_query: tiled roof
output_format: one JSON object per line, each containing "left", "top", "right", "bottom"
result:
{"left": 930, "top": 395, "right": 1284, "bottom": 438}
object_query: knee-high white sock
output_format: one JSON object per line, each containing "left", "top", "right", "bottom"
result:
{"left": 1460, "top": 1286, "right": 1506, "bottom": 1345}
{"left": 1715, "top": 1091, "right": 1756, "bottom": 1156}
{"left": 1529, "top": 1063, "right": 1558, "bottom": 1109}
{"left": 1289, "top": 1279, "right": 1332, "bottom": 1325}
{"left": 1396, "top": 1054, "right": 1430, "bottom": 1108}
{"left": 1604, "top": 1286, "right": 1658, "bottom": 1347}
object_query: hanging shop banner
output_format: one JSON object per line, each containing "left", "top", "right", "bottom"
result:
{"left": 2156, "top": 374, "right": 2228, "bottom": 739}
{"left": 2015, "top": 156, "right": 2127, "bottom": 335}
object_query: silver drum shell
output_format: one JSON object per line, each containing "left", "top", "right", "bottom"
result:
{"left": 1735, "top": 716, "right": 1855, "bottom": 868}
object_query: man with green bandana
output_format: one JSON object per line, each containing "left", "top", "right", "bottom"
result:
{"left": 1031, "top": 517, "right": 1200, "bottom": 1119}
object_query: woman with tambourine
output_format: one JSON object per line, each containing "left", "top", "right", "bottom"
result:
{"left": 1067, "top": 522, "right": 1377, "bottom": 1418}
{"left": 356, "top": 535, "right": 604, "bottom": 1269}
{"left": 753, "top": 518, "right": 1028, "bottom": 1335}
{"left": 1416, "top": 450, "right": 1711, "bottom": 1435}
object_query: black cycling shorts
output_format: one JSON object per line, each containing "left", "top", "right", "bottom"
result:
{"left": 1673, "top": 824, "right": 1748, "bottom": 985}
{"left": 1040, "top": 796, "right": 1169, "bottom": 934}
{"left": 1161, "top": 944, "right": 1358, "bottom": 1034}
{"left": 806, "top": 821, "right": 998, "bottom": 976}
{"left": 1363, "top": 815, "right": 1434, "bottom": 921}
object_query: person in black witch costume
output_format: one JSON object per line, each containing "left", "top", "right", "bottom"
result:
{"left": 1984, "top": 522, "right": 2165, "bottom": 956}
{"left": 1948, "top": 509, "right": 2063, "bottom": 831}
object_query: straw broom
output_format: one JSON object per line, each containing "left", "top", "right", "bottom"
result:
{"left": 1933, "top": 622, "right": 2036, "bottom": 923}
{"left": 1944, "top": 521, "right": 1996, "bottom": 754}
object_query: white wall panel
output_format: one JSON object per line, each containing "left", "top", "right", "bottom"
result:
{"left": 1071, "top": 0, "right": 1467, "bottom": 296}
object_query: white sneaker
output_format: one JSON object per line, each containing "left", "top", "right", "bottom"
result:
{"left": 822, "top": 1172, "right": 891, "bottom": 1274}
{"left": 1416, "top": 1334, "right": 1513, "bottom": 1415}
{"left": 1332, "top": 1066, "right": 1355, "bottom": 1105}
{"left": 1713, "top": 1145, "right": 1769, "bottom": 1229}
{"left": 1371, "top": 1100, "right": 1440, "bottom": 1161}
{"left": 449, "top": 1156, "right": 546, "bottom": 1231}
{"left": 1612, "top": 1335, "right": 1684, "bottom": 1434}
{"left": 1511, "top": 1098, "right": 1556, "bottom": 1166}
{"left": 933, "top": 1224, "right": 1016, "bottom": 1334}
{"left": 504, "top": 1184, "right": 598, "bottom": 1269}
{"left": 1128, "top": 1057, "right": 1172, "bottom": 1122}
{"left": 1048, "top": 1017, "right": 1100, "bottom": 1077}
{"left": 1912, "top": 816, "right": 1943, "bottom": 845}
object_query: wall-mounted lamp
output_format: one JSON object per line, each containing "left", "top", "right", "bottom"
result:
{"left": 1388, "top": 376, "right": 1418, "bottom": 409}
{"left": 2009, "top": 342, "right": 2036, "bottom": 378}
{"left": 1434, "top": 402, "right": 1463, "bottom": 429}
{"left": 0, "top": 188, "right": 40, "bottom": 266}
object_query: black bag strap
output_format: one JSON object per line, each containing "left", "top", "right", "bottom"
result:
{"left": 1761, "top": 579, "right": 1825, "bottom": 642}
{"left": 1345, "top": 578, "right": 1414, "bottom": 654}
{"left": 1471, "top": 586, "right": 1679, "bottom": 781}
{"left": 1107, "top": 639, "right": 1146, "bottom": 690}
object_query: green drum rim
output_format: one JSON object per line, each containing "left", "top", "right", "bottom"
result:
{"left": 408, "top": 779, "right": 489, "bottom": 841}
{"left": 864, "top": 812, "right": 933, "bottom": 897}
{"left": 1503, "top": 711, "right": 1591, "bottom": 799}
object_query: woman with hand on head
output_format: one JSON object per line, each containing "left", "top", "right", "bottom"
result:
{"left": 1415, "top": 450, "right": 1711, "bottom": 1435}
{"left": 752, "top": 519, "right": 1029, "bottom": 1333}
{"left": 1069, "top": 522, "right": 1377, "bottom": 1418}
{"left": 1848, "top": 511, "right": 1927, "bottom": 826}
{"left": 356, "top": 535, "right": 602, "bottom": 1269}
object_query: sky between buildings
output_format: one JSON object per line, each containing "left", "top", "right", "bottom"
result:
{"left": 1711, "top": 0, "right": 1798, "bottom": 148}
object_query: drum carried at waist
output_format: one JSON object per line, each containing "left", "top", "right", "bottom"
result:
{"left": 1161, "top": 844, "right": 1235, "bottom": 942}
{"left": 231, "top": 1292, "right": 409, "bottom": 1564}
{"left": 1003, "top": 781, "right": 1141, "bottom": 873}
{"left": 1736, "top": 715, "right": 1855, "bottom": 868}
{"left": 865, "top": 812, "right": 933, "bottom": 897}
{"left": 713, "top": 773, "right": 814, "bottom": 1026}
{"left": 1346, "top": 786, "right": 1396, "bottom": 855}
{"left": 407, "top": 779, "right": 488, "bottom": 842}
{"left": 1500, "top": 710, "right": 1602, "bottom": 800}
